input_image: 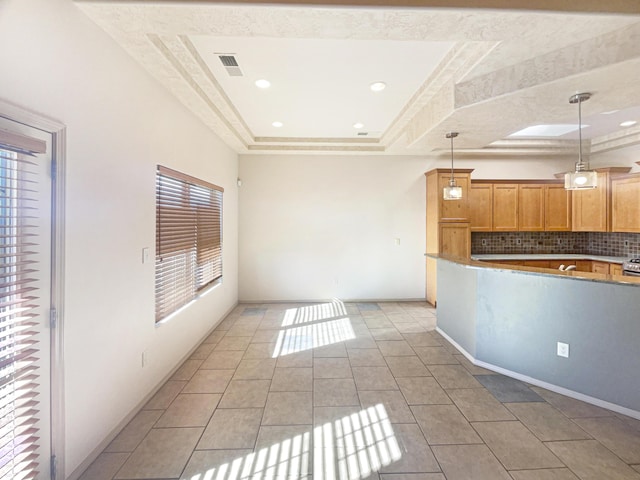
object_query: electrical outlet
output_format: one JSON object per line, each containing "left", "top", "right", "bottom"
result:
{"left": 394, "top": 238, "right": 401, "bottom": 246}
{"left": 516, "top": 238, "right": 522, "bottom": 245}
{"left": 624, "top": 240, "right": 630, "bottom": 247}
{"left": 557, "top": 342, "right": 569, "bottom": 358}
{"left": 482, "top": 239, "right": 488, "bottom": 246}
{"left": 557, "top": 238, "right": 562, "bottom": 245}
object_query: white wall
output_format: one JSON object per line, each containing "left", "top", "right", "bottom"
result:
{"left": 238, "top": 153, "right": 574, "bottom": 302}
{"left": 0, "top": 0, "right": 238, "bottom": 477}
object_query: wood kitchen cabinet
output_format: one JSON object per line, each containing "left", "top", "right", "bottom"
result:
{"left": 611, "top": 173, "right": 640, "bottom": 233}
{"left": 611, "top": 263, "right": 623, "bottom": 276}
{"left": 492, "top": 184, "right": 518, "bottom": 231}
{"left": 591, "top": 261, "right": 610, "bottom": 275}
{"left": 518, "top": 185, "right": 545, "bottom": 231}
{"left": 572, "top": 168, "right": 631, "bottom": 232}
{"left": 572, "top": 172, "right": 610, "bottom": 232}
{"left": 425, "top": 168, "right": 474, "bottom": 306}
{"left": 545, "top": 184, "right": 572, "bottom": 231}
{"left": 469, "top": 183, "right": 493, "bottom": 231}
{"left": 439, "top": 223, "right": 471, "bottom": 258}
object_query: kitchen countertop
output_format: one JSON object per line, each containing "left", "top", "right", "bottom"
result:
{"left": 427, "top": 253, "right": 640, "bottom": 286}
{"left": 472, "top": 253, "right": 628, "bottom": 264}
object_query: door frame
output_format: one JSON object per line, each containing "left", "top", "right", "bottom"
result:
{"left": 0, "top": 98, "right": 66, "bottom": 480}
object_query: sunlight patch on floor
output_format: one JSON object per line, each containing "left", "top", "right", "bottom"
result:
{"left": 183, "top": 404, "right": 399, "bottom": 480}
{"left": 271, "top": 317, "right": 355, "bottom": 357}
{"left": 281, "top": 299, "right": 347, "bottom": 327}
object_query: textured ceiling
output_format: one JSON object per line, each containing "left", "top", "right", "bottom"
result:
{"left": 76, "top": 1, "right": 640, "bottom": 157}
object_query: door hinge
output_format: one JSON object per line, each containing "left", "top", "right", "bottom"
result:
{"left": 50, "top": 454, "right": 57, "bottom": 480}
{"left": 50, "top": 308, "right": 57, "bottom": 329}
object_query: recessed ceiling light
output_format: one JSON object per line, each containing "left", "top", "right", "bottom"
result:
{"left": 620, "top": 120, "right": 637, "bottom": 127}
{"left": 255, "top": 79, "right": 271, "bottom": 89}
{"left": 353, "top": 122, "right": 364, "bottom": 129}
{"left": 601, "top": 110, "right": 619, "bottom": 115}
{"left": 370, "top": 82, "right": 386, "bottom": 92}
{"left": 508, "top": 124, "right": 586, "bottom": 137}
{"left": 272, "top": 121, "right": 283, "bottom": 128}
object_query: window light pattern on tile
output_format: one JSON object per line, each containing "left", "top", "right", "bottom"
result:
{"left": 182, "top": 404, "right": 400, "bottom": 480}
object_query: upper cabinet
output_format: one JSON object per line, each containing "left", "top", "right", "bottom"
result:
{"left": 470, "top": 181, "right": 570, "bottom": 232}
{"left": 518, "top": 185, "right": 545, "bottom": 231}
{"left": 544, "top": 185, "right": 572, "bottom": 231}
{"left": 571, "top": 168, "right": 631, "bottom": 232}
{"left": 469, "top": 183, "right": 493, "bottom": 232}
{"left": 435, "top": 170, "right": 473, "bottom": 222}
{"left": 492, "top": 184, "right": 519, "bottom": 231}
{"left": 572, "top": 171, "right": 610, "bottom": 232}
{"left": 611, "top": 173, "right": 640, "bottom": 233}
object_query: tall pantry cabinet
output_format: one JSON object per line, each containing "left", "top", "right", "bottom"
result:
{"left": 425, "top": 169, "right": 473, "bottom": 306}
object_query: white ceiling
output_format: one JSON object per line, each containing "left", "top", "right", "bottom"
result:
{"left": 76, "top": 1, "right": 640, "bottom": 157}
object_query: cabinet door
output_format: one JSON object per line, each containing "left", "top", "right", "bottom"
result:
{"left": 611, "top": 175, "right": 640, "bottom": 233}
{"left": 576, "top": 260, "right": 592, "bottom": 272}
{"left": 518, "top": 185, "right": 545, "bottom": 231}
{"left": 492, "top": 184, "right": 518, "bottom": 231}
{"left": 439, "top": 223, "right": 470, "bottom": 258}
{"left": 469, "top": 183, "right": 493, "bottom": 231}
{"left": 572, "top": 173, "right": 609, "bottom": 232}
{"left": 545, "top": 185, "right": 572, "bottom": 231}
{"left": 439, "top": 173, "right": 470, "bottom": 222}
{"left": 592, "top": 261, "right": 610, "bottom": 275}
{"left": 610, "top": 263, "right": 623, "bottom": 276}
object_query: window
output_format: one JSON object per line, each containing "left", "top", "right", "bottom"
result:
{"left": 155, "top": 166, "right": 223, "bottom": 322}
{"left": 0, "top": 128, "right": 49, "bottom": 480}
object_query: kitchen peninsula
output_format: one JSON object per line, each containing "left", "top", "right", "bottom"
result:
{"left": 430, "top": 253, "right": 640, "bottom": 418}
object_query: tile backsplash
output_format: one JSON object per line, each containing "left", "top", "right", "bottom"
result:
{"left": 472, "top": 231, "right": 640, "bottom": 258}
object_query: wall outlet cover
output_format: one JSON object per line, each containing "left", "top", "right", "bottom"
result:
{"left": 557, "top": 342, "right": 569, "bottom": 358}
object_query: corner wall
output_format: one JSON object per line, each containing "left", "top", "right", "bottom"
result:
{"left": 0, "top": 0, "right": 239, "bottom": 476}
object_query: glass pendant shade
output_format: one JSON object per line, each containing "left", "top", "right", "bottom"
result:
{"left": 564, "top": 168, "right": 597, "bottom": 190}
{"left": 443, "top": 180, "right": 463, "bottom": 200}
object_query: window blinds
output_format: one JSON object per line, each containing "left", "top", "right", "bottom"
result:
{"left": 0, "top": 129, "right": 46, "bottom": 480}
{"left": 155, "top": 166, "right": 223, "bottom": 322}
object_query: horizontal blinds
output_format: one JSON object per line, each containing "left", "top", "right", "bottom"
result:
{"left": 0, "top": 145, "right": 42, "bottom": 480}
{"left": 156, "top": 166, "right": 223, "bottom": 321}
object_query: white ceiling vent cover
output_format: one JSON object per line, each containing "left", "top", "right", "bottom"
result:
{"left": 218, "top": 54, "right": 243, "bottom": 77}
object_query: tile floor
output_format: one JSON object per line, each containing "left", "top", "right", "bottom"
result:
{"left": 80, "top": 301, "right": 640, "bottom": 480}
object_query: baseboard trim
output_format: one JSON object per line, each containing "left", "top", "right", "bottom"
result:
{"left": 237, "top": 298, "right": 428, "bottom": 304}
{"left": 436, "top": 327, "right": 640, "bottom": 421}
{"left": 66, "top": 301, "right": 238, "bottom": 480}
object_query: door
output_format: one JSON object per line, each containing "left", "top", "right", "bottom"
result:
{"left": 0, "top": 116, "right": 53, "bottom": 480}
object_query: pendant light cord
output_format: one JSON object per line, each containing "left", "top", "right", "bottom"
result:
{"left": 450, "top": 134, "right": 454, "bottom": 182}
{"left": 578, "top": 96, "right": 583, "bottom": 170}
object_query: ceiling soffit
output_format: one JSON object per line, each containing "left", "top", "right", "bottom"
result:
{"left": 76, "top": 2, "right": 640, "bottom": 156}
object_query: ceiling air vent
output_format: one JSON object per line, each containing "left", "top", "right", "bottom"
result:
{"left": 357, "top": 132, "right": 369, "bottom": 136}
{"left": 218, "top": 54, "right": 243, "bottom": 77}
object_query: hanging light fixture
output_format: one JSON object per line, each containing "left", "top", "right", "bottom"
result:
{"left": 443, "top": 132, "right": 462, "bottom": 200}
{"left": 565, "top": 92, "right": 597, "bottom": 190}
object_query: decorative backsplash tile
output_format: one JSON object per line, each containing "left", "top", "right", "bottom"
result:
{"left": 471, "top": 232, "right": 640, "bottom": 258}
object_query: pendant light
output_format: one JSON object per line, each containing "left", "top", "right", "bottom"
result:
{"left": 564, "top": 92, "right": 597, "bottom": 190}
{"left": 443, "top": 132, "right": 462, "bottom": 200}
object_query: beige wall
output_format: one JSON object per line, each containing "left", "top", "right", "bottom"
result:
{"left": 0, "top": 0, "right": 239, "bottom": 476}
{"left": 238, "top": 153, "right": 575, "bottom": 302}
